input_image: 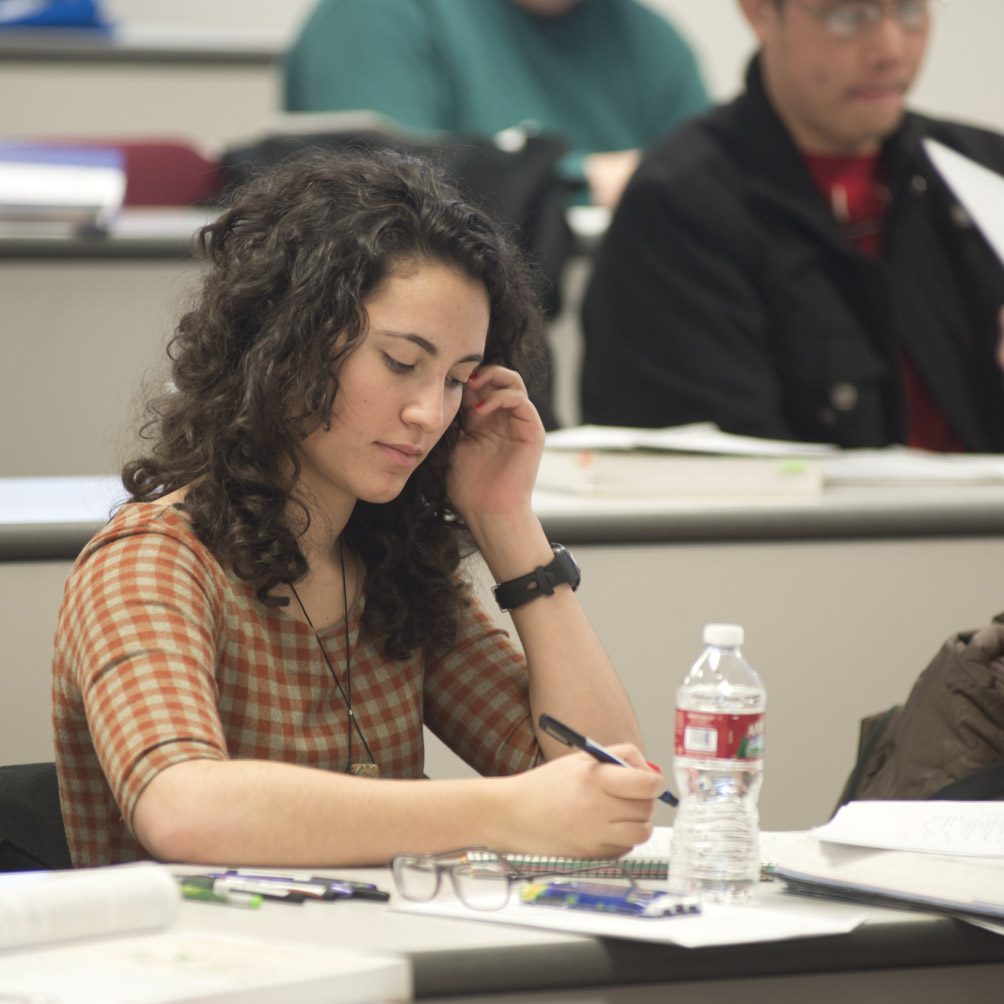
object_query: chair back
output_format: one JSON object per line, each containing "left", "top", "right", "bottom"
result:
{"left": 0, "top": 762, "right": 72, "bottom": 870}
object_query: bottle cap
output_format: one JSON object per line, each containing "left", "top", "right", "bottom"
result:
{"left": 703, "top": 623, "right": 744, "bottom": 647}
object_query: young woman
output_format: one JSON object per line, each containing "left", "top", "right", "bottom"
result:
{"left": 52, "top": 149, "right": 659, "bottom": 868}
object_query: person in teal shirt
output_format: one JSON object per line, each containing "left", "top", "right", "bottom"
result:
{"left": 284, "top": 0, "right": 709, "bottom": 209}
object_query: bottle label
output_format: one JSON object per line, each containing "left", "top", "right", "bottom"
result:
{"left": 675, "top": 710, "right": 764, "bottom": 760}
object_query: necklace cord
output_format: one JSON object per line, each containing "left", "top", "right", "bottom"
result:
{"left": 289, "top": 539, "right": 376, "bottom": 771}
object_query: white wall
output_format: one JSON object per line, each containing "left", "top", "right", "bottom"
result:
{"left": 100, "top": 0, "right": 1004, "bottom": 134}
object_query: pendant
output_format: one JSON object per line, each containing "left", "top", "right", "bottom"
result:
{"left": 349, "top": 762, "right": 381, "bottom": 778}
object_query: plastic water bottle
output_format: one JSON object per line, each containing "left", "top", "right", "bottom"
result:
{"left": 670, "top": 623, "right": 766, "bottom": 904}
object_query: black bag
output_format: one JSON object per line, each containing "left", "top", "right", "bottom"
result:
{"left": 834, "top": 616, "right": 1004, "bottom": 812}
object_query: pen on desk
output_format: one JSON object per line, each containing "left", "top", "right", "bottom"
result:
{"left": 211, "top": 871, "right": 390, "bottom": 902}
{"left": 316, "top": 878, "right": 391, "bottom": 902}
{"left": 538, "top": 713, "right": 679, "bottom": 807}
{"left": 178, "top": 877, "right": 262, "bottom": 909}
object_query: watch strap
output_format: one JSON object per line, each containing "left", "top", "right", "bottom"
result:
{"left": 492, "top": 544, "right": 579, "bottom": 612}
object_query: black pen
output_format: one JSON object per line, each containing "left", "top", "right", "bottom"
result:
{"left": 539, "top": 713, "right": 679, "bottom": 807}
{"left": 208, "top": 872, "right": 390, "bottom": 902}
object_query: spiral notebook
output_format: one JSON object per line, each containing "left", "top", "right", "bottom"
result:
{"left": 476, "top": 828, "right": 671, "bottom": 880}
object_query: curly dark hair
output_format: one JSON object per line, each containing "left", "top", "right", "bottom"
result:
{"left": 123, "top": 147, "right": 546, "bottom": 659}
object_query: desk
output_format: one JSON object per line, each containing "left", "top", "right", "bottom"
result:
{"left": 0, "top": 25, "right": 282, "bottom": 64}
{"left": 0, "top": 27, "right": 278, "bottom": 144}
{"left": 533, "top": 480, "right": 1004, "bottom": 544}
{"left": 0, "top": 208, "right": 216, "bottom": 260}
{"left": 5, "top": 474, "right": 1004, "bottom": 558}
{"left": 3, "top": 474, "right": 1004, "bottom": 831}
{"left": 168, "top": 866, "right": 1004, "bottom": 1002}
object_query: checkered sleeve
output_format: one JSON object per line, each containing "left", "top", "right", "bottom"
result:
{"left": 422, "top": 587, "right": 542, "bottom": 776}
{"left": 58, "top": 519, "right": 229, "bottom": 831}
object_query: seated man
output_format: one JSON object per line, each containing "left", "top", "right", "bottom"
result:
{"left": 283, "top": 0, "right": 709, "bottom": 211}
{"left": 582, "top": 0, "right": 1004, "bottom": 451}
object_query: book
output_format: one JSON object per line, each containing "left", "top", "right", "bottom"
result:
{"left": 0, "top": 860, "right": 179, "bottom": 951}
{"left": 0, "top": 862, "right": 410, "bottom": 1003}
{"left": 535, "top": 448, "right": 823, "bottom": 499}
{"left": 536, "top": 423, "right": 828, "bottom": 499}
{"left": 0, "top": 141, "right": 126, "bottom": 235}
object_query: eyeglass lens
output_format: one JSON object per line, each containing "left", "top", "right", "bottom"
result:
{"left": 393, "top": 855, "right": 514, "bottom": 910}
{"left": 452, "top": 862, "right": 513, "bottom": 911}
{"left": 392, "top": 856, "right": 441, "bottom": 901}
{"left": 830, "top": 1, "right": 929, "bottom": 32}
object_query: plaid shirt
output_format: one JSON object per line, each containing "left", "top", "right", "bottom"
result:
{"left": 53, "top": 504, "right": 540, "bottom": 867}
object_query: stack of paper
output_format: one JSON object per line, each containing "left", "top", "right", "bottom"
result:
{"left": 822, "top": 447, "right": 1004, "bottom": 485}
{"left": 544, "top": 423, "right": 836, "bottom": 457}
{"left": 538, "top": 424, "right": 829, "bottom": 499}
{"left": 540, "top": 425, "right": 1004, "bottom": 492}
{"left": 0, "top": 141, "right": 126, "bottom": 235}
{"left": 766, "top": 802, "right": 1004, "bottom": 926}
{"left": 536, "top": 450, "right": 824, "bottom": 499}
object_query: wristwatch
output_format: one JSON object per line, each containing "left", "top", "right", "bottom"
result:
{"left": 492, "top": 544, "right": 580, "bottom": 612}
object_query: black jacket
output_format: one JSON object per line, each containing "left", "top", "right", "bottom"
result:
{"left": 581, "top": 59, "right": 1004, "bottom": 450}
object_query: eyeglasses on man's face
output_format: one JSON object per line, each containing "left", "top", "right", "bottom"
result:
{"left": 390, "top": 847, "right": 633, "bottom": 912}
{"left": 785, "top": 0, "right": 935, "bottom": 38}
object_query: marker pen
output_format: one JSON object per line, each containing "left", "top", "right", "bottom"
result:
{"left": 178, "top": 877, "right": 262, "bottom": 909}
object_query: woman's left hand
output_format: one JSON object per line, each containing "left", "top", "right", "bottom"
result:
{"left": 447, "top": 365, "right": 545, "bottom": 521}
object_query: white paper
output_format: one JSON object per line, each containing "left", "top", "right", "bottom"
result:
{"left": 812, "top": 801, "right": 1004, "bottom": 857}
{"left": 626, "top": 827, "right": 671, "bottom": 859}
{"left": 766, "top": 830, "right": 1004, "bottom": 924}
{"left": 925, "top": 138, "right": 1004, "bottom": 268}
{"left": 822, "top": 446, "right": 1004, "bottom": 484}
{"left": 543, "top": 432, "right": 1004, "bottom": 486}
{"left": 391, "top": 887, "right": 865, "bottom": 948}
{"left": 0, "top": 929, "right": 410, "bottom": 1004}
{"left": 544, "top": 424, "right": 836, "bottom": 457}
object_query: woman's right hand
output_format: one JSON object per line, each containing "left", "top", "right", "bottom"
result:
{"left": 494, "top": 746, "right": 662, "bottom": 860}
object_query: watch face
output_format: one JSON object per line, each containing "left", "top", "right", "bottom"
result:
{"left": 552, "top": 544, "right": 581, "bottom": 590}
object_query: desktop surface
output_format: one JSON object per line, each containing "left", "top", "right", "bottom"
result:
{"left": 5, "top": 474, "right": 1004, "bottom": 559}
{"left": 168, "top": 863, "right": 1004, "bottom": 1001}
